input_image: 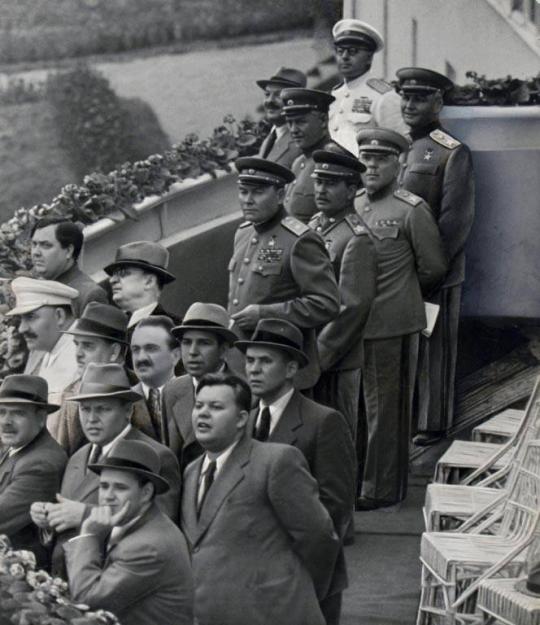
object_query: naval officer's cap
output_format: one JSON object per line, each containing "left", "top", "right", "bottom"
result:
{"left": 356, "top": 128, "right": 410, "bottom": 156}
{"left": 235, "top": 157, "right": 295, "bottom": 187}
{"left": 332, "top": 19, "right": 384, "bottom": 52}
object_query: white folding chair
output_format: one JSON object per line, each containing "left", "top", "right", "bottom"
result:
{"left": 472, "top": 409, "right": 526, "bottom": 444}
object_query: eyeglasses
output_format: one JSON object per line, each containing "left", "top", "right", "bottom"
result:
{"left": 335, "top": 46, "right": 370, "bottom": 57}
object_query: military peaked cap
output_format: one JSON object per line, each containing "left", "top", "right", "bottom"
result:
{"left": 235, "top": 157, "right": 295, "bottom": 186}
{"left": 332, "top": 19, "right": 384, "bottom": 52}
{"left": 356, "top": 128, "right": 410, "bottom": 155}
{"left": 312, "top": 148, "right": 366, "bottom": 179}
{"left": 396, "top": 67, "right": 454, "bottom": 94}
{"left": 281, "top": 88, "right": 335, "bottom": 116}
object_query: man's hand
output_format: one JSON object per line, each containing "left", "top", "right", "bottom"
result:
{"left": 80, "top": 502, "right": 130, "bottom": 539}
{"left": 231, "top": 305, "right": 261, "bottom": 330}
{"left": 46, "top": 495, "right": 87, "bottom": 533}
{"left": 30, "top": 502, "right": 52, "bottom": 529}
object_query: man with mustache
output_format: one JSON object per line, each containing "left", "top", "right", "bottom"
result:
{"left": 329, "top": 19, "right": 407, "bottom": 156}
{"left": 0, "top": 375, "right": 67, "bottom": 567}
{"left": 162, "top": 302, "right": 238, "bottom": 471}
{"left": 228, "top": 157, "right": 339, "bottom": 391}
{"left": 396, "top": 67, "right": 475, "bottom": 446}
{"left": 282, "top": 88, "right": 342, "bottom": 224}
{"left": 354, "top": 128, "right": 447, "bottom": 510}
{"left": 7, "top": 278, "right": 79, "bottom": 409}
{"left": 30, "top": 363, "right": 180, "bottom": 576}
{"left": 131, "top": 316, "right": 181, "bottom": 445}
{"left": 256, "top": 66, "right": 307, "bottom": 168}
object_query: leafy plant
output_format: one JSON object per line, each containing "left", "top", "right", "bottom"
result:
{"left": 446, "top": 72, "right": 539, "bottom": 106}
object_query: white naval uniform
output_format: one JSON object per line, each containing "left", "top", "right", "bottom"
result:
{"left": 329, "top": 73, "right": 408, "bottom": 156}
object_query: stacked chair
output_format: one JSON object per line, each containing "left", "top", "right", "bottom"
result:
{"left": 417, "top": 376, "right": 540, "bottom": 625}
{"left": 472, "top": 409, "right": 526, "bottom": 444}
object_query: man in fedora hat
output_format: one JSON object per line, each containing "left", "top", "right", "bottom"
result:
{"left": 64, "top": 440, "right": 193, "bottom": 625}
{"left": 30, "top": 363, "right": 180, "bottom": 576}
{"left": 237, "top": 318, "right": 354, "bottom": 625}
{"left": 30, "top": 217, "right": 108, "bottom": 317}
{"left": 182, "top": 372, "right": 338, "bottom": 625}
{"left": 281, "top": 87, "right": 342, "bottom": 223}
{"left": 130, "top": 315, "right": 181, "bottom": 445}
{"left": 329, "top": 19, "right": 407, "bottom": 156}
{"left": 104, "top": 240, "right": 180, "bottom": 330}
{"left": 354, "top": 128, "right": 447, "bottom": 509}
{"left": 7, "top": 277, "right": 79, "bottom": 408}
{"left": 229, "top": 156, "right": 339, "bottom": 391}
{"left": 308, "top": 148, "right": 377, "bottom": 439}
{"left": 396, "top": 67, "right": 475, "bottom": 447}
{"left": 50, "top": 301, "right": 130, "bottom": 455}
{"left": 256, "top": 66, "right": 307, "bottom": 168}
{"left": 0, "top": 375, "right": 67, "bottom": 566}
{"left": 162, "top": 302, "right": 238, "bottom": 471}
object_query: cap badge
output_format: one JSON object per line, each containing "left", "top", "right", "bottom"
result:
{"left": 287, "top": 99, "right": 294, "bottom": 105}
{"left": 370, "top": 139, "right": 379, "bottom": 146}
{"left": 248, "top": 169, "right": 255, "bottom": 175}
{"left": 322, "top": 163, "right": 329, "bottom": 170}
{"left": 410, "top": 79, "right": 417, "bottom": 85}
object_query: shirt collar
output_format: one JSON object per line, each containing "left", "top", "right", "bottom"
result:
{"left": 127, "top": 302, "right": 158, "bottom": 329}
{"left": 140, "top": 382, "right": 167, "bottom": 399}
{"left": 259, "top": 387, "right": 295, "bottom": 433}
{"left": 200, "top": 438, "right": 240, "bottom": 478}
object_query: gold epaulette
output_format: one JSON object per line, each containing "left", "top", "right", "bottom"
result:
{"left": 430, "top": 129, "right": 461, "bottom": 150}
{"left": 394, "top": 188, "right": 423, "bottom": 206}
{"left": 367, "top": 78, "right": 393, "bottom": 94}
{"left": 345, "top": 213, "right": 369, "bottom": 236}
{"left": 281, "top": 215, "right": 310, "bottom": 236}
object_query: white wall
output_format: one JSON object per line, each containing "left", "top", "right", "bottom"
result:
{"left": 343, "top": 0, "right": 540, "bottom": 81}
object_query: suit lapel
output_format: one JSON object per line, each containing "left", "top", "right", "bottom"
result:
{"left": 268, "top": 391, "right": 303, "bottom": 445}
{"left": 270, "top": 131, "right": 294, "bottom": 162}
{"left": 182, "top": 456, "right": 203, "bottom": 543}
{"left": 194, "top": 437, "right": 251, "bottom": 545}
{"left": 63, "top": 446, "right": 99, "bottom": 502}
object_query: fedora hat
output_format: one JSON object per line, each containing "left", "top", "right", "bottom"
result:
{"left": 0, "top": 375, "right": 59, "bottom": 413}
{"left": 172, "top": 302, "right": 238, "bottom": 343}
{"left": 68, "top": 363, "right": 143, "bottom": 403}
{"left": 6, "top": 277, "right": 78, "bottom": 317}
{"left": 89, "top": 439, "right": 170, "bottom": 494}
{"left": 235, "top": 318, "right": 308, "bottom": 368}
{"left": 103, "top": 241, "right": 175, "bottom": 284}
{"left": 63, "top": 302, "right": 129, "bottom": 344}
{"left": 256, "top": 67, "right": 307, "bottom": 91}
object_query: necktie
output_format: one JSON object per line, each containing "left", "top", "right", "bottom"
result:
{"left": 148, "top": 388, "right": 164, "bottom": 443}
{"left": 262, "top": 128, "right": 277, "bottom": 158}
{"left": 87, "top": 445, "right": 103, "bottom": 472}
{"left": 197, "top": 460, "right": 217, "bottom": 518}
{"left": 255, "top": 406, "right": 271, "bottom": 442}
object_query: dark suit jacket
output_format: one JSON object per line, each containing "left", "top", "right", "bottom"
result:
{"left": 260, "top": 390, "right": 355, "bottom": 595}
{"left": 51, "top": 427, "right": 181, "bottom": 575}
{"left": 0, "top": 429, "right": 67, "bottom": 565}
{"left": 182, "top": 437, "right": 338, "bottom": 625}
{"left": 64, "top": 503, "right": 193, "bottom": 625}
{"left": 57, "top": 264, "right": 108, "bottom": 317}
{"left": 258, "top": 125, "right": 302, "bottom": 169}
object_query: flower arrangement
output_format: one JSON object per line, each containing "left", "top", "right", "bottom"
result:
{"left": 0, "top": 534, "right": 120, "bottom": 625}
{"left": 446, "top": 72, "right": 539, "bottom": 106}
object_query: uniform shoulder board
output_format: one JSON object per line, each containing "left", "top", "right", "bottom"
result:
{"left": 345, "top": 214, "right": 368, "bottom": 236}
{"left": 238, "top": 221, "right": 252, "bottom": 229}
{"left": 281, "top": 216, "right": 310, "bottom": 236}
{"left": 429, "top": 129, "right": 461, "bottom": 150}
{"left": 367, "top": 78, "right": 393, "bottom": 94}
{"left": 394, "top": 188, "right": 423, "bottom": 206}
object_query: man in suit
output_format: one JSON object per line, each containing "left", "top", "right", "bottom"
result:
{"left": 30, "top": 217, "right": 108, "bottom": 317}
{"left": 308, "top": 148, "right": 377, "bottom": 438}
{"left": 256, "top": 66, "right": 307, "bottom": 168}
{"left": 237, "top": 319, "right": 355, "bottom": 625}
{"left": 131, "top": 315, "right": 181, "bottom": 444}
{"left": 64, "top": 440, "right": 193, "bottom": 625}
{"left": 53, "top": 302, "right": 129, "bottom": 455}
{"left": 354, "top": 128, "right": 448, "bottom": 509}
{"left": 228, "top": 157, "right": 339, "bottom": 390}
{"left": 104, "top": 241, "right": 180, "bottom": 329}
{"left": 7, "top": 277, "right": 79, "bottom": 407}
{"left": 396, "top": 67, "right": 475, "bottom": 446}
{"left": 30, "top": 363, "right": 180, "bottom": 576}
{"left": 329, "top": 19, "right": 407, "bottom": 156}
{"left": 0, "top": 375, "right": 67, "bottom": 567}
{"left": 281, "top": 88, "right": 342, "bottom": 224}
{"left": 181, "top": 372, "right": 338, "bottom": 625}
{"left": 163, "top": 302, "right": 238, "bottom": 470}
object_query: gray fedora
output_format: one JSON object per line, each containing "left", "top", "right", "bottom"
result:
{"left": 63, "top": 302, "right": 129, "bottom": 344}
{"left": 172, "top": 302, "right": 238, "bottom": 343}
{"left": 68, "top": 363, "right": 142, "bottom": 402}
{"left": 0, "top": 375, "right": 59, "bottom": 413}
{"left": 104, "top": 241, "right": 175, "bottom": 284}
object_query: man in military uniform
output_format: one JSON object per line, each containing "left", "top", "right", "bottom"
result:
{"left": 329, "top": 19, "right": 407, "bottom": 156}
{"left": 309, "top": 148, "right": 377, "bottom": 439}
{"left": 228, "top": 157, "right": 339, "bottom": 390}
{"left": 256, "top": 67, "right": 307, "bottom": 168}
{"left": 281, "top": 88, "right": 341, "bottom": 224}
{"left": 354, "top": 129, "right": 447, "bottom": 509}
{"left": 396, "top": 68, "right": 475, "bottom": 446}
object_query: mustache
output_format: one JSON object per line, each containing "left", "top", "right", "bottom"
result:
{"left": 22, "top": 331, "right": 37, "bottom": 339}
{"left": 135, "top": 359, "right": 153, "bottom": 368}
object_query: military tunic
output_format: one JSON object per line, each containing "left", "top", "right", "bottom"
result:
{"left": 228, "top": 208, "right": 340, "bottom": 389}
{"left": 399, "top": 125, "right": 475, "bottom": 434}
{"left": 309, "top": 211, "right": 377, "bottom": 436}
{"left": 284, "top": 136, "right": 342, "bottom": 224}
{"left": 329, "top": 74, "right": 408, "bottom": 157}
{"left": 354, "top": 186, "right": 447, "bottom": 504}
